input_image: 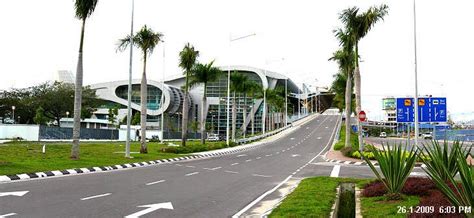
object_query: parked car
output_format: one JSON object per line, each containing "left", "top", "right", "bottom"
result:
{"left": 379, "top": 132, "right": 387, "bottom": 138}
{"left": 207, "top": 133, "right": 219, "bottom": 141}
{"left": 422, "top": 132, "right": 433, "bottom": 139}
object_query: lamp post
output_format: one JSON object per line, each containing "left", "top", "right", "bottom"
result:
{"left": 125, "top": 0, "right": 135, "bottom": 158}
{"left": 160, "top": 41, "right": 165, "bottom": 143}
{"left": 413, "top": 0, "right": 420, "bottom": 146}
{"left": 226, "top": 33, "right": 256, "bottom": 146}
{"left": 11, "top": 106, "right": 15, "bottom": 124}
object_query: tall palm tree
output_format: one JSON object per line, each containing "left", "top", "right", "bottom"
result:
{"left": 340, "top": 5, "right": 388, "bottom": 147}
{"left": 245, "top": 81, "right": 262, "bottom": 135}
{"left": 330, "top": 28, "right": 355, "bottom": 148}
{"left": 230, "top": 72, "right": 248, "bottom": 141}
{"left": 71, "top": 0, "right": 98, "bottom": 159}
{"left": 189, "top": 61, "right": 221, "bottom": 144}
{"left": 179, "top": 43, "right": 199, "bottom": 147}
{"left": 117, "top": 25, "right": 163, "bottom": 153}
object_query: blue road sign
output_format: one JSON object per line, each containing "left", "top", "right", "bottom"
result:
{"left": 396, "top": 98, "right": 414, "bottom": 122}
{"left": 396, "top": 97, "right": 447, "bottom": 123}
{"left": 431, "top": 97, "right": 447, "bottom": 122}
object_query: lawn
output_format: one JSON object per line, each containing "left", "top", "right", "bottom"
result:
{"left": 269, "top": 177, "right": 368, "bottom": 217}
{"left": 334, "top": 124, "right": 359, "bottom": 150}
{"left": 269, "top": 176, "right": 421, "bottom": 218}
{"left": 0, "top": 140, "right": 226, "bottom": 176}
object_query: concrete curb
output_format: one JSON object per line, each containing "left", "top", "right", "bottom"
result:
{"left": 0, "top": 114, "right": 319, "bottom": 183}
{"left": 322, "top": 156, "right": 425, "bottom": 168}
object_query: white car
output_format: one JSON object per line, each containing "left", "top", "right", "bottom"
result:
{"left": 379, "top": 132, "right": 387, "bottom": 138}
{"left": 422, "top": 132, "right": 433, "bottom": 139}
{"left": 207, "top": 133, "right": 219, "bottom": 141}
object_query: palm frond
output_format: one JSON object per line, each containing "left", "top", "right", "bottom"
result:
{"left": 74, "top": 0, "right": 98, "bottom": 20}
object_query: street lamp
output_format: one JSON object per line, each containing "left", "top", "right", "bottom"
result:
{"left": 11, "top": 106, "right": 15, "bottom": 124}
{"left": 226, "top": 32, "right": 256, "bottom": 146}
{"left": 125, "top": 0, "right": 135, "bottom": 158}
{"left": 413, "top": 0, "right": 420, "bottom": 146}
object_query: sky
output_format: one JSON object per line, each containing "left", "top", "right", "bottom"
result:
{"left": 0, "top": 0, "right": 473, "bottom": 121}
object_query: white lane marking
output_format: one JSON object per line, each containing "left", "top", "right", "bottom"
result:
{"left": 80, "top": 193, "right": 112, "bottom": 201}
{"left": 237, "top": 154, "right": 247, "bottom": 157}
{"left": 231, "top": 163, "right": 239, "bottom": 166}
{"left": 186, "top": 165, "right": 196, "bottom": 168}
{"left": 0, "top": 191, "right": 29, "bottom": 197}
{"left": 256, "top": 157, "right": 261, "bottom": 159}
{"left": 330, "top": 165, "right": 341, "bottom": 178}
{"left": 211, "top": 167, "right": 222, "bottom": 170}
{"left": 185, "top": 172, "right": 199, "bottom": 176}
{"left": 224, "top": 170, "right": 239, "bottom": 174}
{"left": 276, "top": 152, "right": 280, "bottom": 154}
{"left": 175, "top": 164, "right": 182, "bottom": 166}
{"left": 252, "top": 174, "right": 272, "bottom": 178}
{"left": 325, "top": 126, "right": 329, "bottom": 129}
{"left": 317, "top": 137, "right": 322, "bottom": 140}
{"left": 125, "top": 202, "right": 173, "bottom": 218}
{"left": 245, "top": 159, "right": 252, "bottom": 162}
{"left": 146, "top": 180, "right": 166, "bottom": 186}
{"left": 0, "top": 213, "right": 17, "bottom": 217}
{"left": 291, "top": 154, "right": 301, "bottom": 157}
{"left": 290, "top": 138, "right": 295, "bottom": 140}
{"left": 233, "top": 116, "right": 335, "bottom": 218}
{"left": 265, "top": 154, "right": 272, "bottom": 157}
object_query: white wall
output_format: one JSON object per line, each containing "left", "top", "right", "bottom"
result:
{"left": 0, "top": 124, "right": 40, "bottom": 141}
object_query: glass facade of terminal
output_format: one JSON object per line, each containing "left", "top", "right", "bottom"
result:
{"left": 115, "top": 84, "right": 163, "bottom": 111}
{"left": 205, "top": 71, "right": 265, "bottom": 136}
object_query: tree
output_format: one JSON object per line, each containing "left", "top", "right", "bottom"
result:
{"left": 340, "top": 5, "right": 388, "bottom": 149}
{"left": 108, "top": 107, "right": 119, "bottom": 127}
{"left": 118, "top": 25, "right": 163, "bottom": 153}
{"left": 34, "top": 107, "right": 50, "bottom": 125}
{"left": 71, "top": 0, "right": 99, "bottom": 159}
{"left": 245, "top": 81, "right": 262, "bottom": 136}
{"left": 330, "top": 28, "right": 355, "bottom": 148}
{"left": 178, "top": 43, "right": 199, "bottom": 147}
{"left": 189, "top": 61, "right": 221, "bottom": 144}
{"left": 131, "top": 112, "right": 140, "bottom": 125}
{"left": 230, "top": 72, "right": 248, "bottom": 141}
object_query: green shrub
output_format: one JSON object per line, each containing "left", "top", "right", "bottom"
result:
{"left": 334, "top": 124, "right": 359, "bottom": 150}
{"left": 340, "top": 146, "right": 353, "bottom": 157}
{"left": 363, "top": 143, "right": 417, "bottom": 200}
{"left": 419, "top": 140, "right": 474, "bottom": 213}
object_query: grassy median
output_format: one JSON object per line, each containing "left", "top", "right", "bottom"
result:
{"left": 0, "top": 140, "right": 227, "bottom": 176}
{"left": 269, "top": 177, "right": 420, "bottom": 217}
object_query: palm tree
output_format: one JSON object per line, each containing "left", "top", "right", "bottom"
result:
{"left": 189, "top": 61, "right": 221, "bottom": 144}
{"left": 117, "top": 25, "right": 163, "bottom": 153}
{"left": 330, "top": 28, "right": 355, "bottom": 148}
{"left": 179, "top": 43, "right": 199, "bottom": 147}
{"left": 245, "top": 81, "right": 262, "bottom": 135}
{"left": 71, "top": 0, "right": 98, "bottom": 159}
{"left": 230, "top": 72, "right": 248, "bottom": 141}
{"left": 340, "top": 5, "right": 388, "bottom": 147}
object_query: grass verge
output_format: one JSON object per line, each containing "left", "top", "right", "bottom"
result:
{"left": 269, "top": 176, "right": 421, "bottom": 217}
{"left": 333, "top": 124, "right": 359, "bottom": 150}
{"left": 269, "top": 177, "right": 368, "bottom": 217}
{"left": 0, "top": 140, "right": 227, "bottom": 176}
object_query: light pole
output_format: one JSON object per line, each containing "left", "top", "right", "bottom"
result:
{"left": 160, "top": 41, "right": 165, "bottom": 143}
{"left": 66, "top": 111, "right": 70, "bottom": 118}
{"left": 11, "top": 106, "right": 15, "bottom": 124}
{"left": 125, "top": 0, "right": 135, "bottom": 158}
{"left": 226, "top": 33, "right": 256, "bottom": 146}
{"left": 285, "top": 78, "right": 288, "bottom": 126}
{"left": 413, "top": 0, "right": 420, "bottom": 146}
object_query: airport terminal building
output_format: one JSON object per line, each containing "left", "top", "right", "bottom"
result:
{"left": 90, "top": 66, "right": 331, "bottom": 137}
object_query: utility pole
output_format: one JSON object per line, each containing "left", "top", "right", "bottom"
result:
{"left": 413, "top": 0, "right": 420, "bottom": 146}
{"left": 125, "top": 0, "right": 134, "bottom": 158}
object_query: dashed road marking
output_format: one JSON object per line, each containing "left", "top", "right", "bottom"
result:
{"left": 146, "top": 180, "right": 166, "bottom": 186}
{"left": 185, "top": 172, "right": 199, "bottom": 176}
{"left": 245, "top": 159, "right": 252, "bottom": 162}
{"left": 256, "top": 157, "right": 261, "bottom": 159}
{"left": 225, "top": 170, "right": 239, "bottom": 174}
{"left": 252, "top": 174, "right": 272, "bottom": 178}
{"left": 80, "top": 193, "right": 112, "bottom": 201}
{"left": 237, "top": 154, "right": 247, "bottom": 157}
{"left": 186, "top": 165, "right": 196, "bottom": 168}
{"left": 0, "top": 213, "right": 16, "bottom": 217}
{"left": 231, "top": 163, "right": 239, "bottom": 166}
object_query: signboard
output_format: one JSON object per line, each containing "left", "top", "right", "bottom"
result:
{"left": 359, "top": 111, "right": 366, "bottom": 122}
{"left": 397, "top": 98, "right": 414, "bottom": 122}
{"left": 431, "top": 97, "right": 447, "bottom": 122}
{"left": 396, "top": 97, "right": 447, "bottom": 123}
{"left": 382, "top": 98, "right": 396, "bottom": 110}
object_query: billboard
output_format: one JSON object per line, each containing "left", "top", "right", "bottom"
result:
{"left": 382, "top": 98, "right": 396, "bottom": 110}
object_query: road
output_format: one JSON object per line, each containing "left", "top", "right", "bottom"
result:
{"left": 366, "top": 137, "right": 474, "bottom": 153}
{"left": 0, "top": 113, "right": 423, "bottom": 218}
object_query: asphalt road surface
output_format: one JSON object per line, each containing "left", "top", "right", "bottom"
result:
{"left": 0, "top": 114, "right": 414, "bottom": 218}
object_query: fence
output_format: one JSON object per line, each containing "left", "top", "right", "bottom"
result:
{"left": 39, "top": 126, "right": 119, "bottom": 140}
{"left": 435, "top": 129, "right": 474, "bottom": 142}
